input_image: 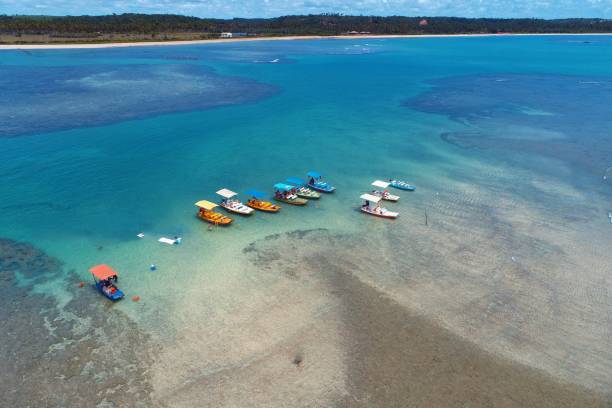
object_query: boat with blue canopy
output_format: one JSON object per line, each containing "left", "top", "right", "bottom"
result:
{"left": 307, "top": 171, "right": 336, "bottom": 193}
{"left": 286, "top": 177, "right": 321, "bottom": 199}
{"left": 90, "top": 264, "right": 125, "bottom": 301}
{"left": 274, "top": 183, "right": 308, "bottom": 205}
{"left": 245, "top": 189, "right": 281, "bottom": 212}
{"left": 389, "top": 179, "right": 416, "bottom": 191}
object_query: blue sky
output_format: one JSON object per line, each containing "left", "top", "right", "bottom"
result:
{"left": 1, "top": 0, "right": 611, "bottom": 18}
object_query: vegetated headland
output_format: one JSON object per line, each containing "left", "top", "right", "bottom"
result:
{"left": 1, "top": 13, "right": 612, "bottom": 45}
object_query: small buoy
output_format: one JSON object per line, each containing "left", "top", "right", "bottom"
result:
{"left": 78, "top": 282, "right": 85, "bottom": 288}
{"left": 150, "top": 264, "right": 157, "bottom": 271}
{"left": 132, "top": 295, "right": 140, "bottom": 302}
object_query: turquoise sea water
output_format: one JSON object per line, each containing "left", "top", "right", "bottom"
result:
{"left": 1, "top": 36, "right": 611, "bottom": 404}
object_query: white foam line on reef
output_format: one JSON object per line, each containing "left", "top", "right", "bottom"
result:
{"left": 2, "top": 33, "right": 612, "bottom": 50}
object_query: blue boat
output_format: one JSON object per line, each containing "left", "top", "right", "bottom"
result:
{"left": 306, "top": 171, "right": 336, "bottom": 193}
{"left": 389, "top": 179, "right": 416, "bottom": 191}
{"left": 90, "top": 264, "right": 124, "bottom": 301}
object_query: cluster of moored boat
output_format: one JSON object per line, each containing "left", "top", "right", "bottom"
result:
{"left": 91, "top": 174, "right": 416, "bottom": 301}
{"left": 359, "top": 179, "right": 416, "bottom": 219}
{"left": 195, "top": 171, "right": 336, "bottom": 225}
{"left": 195, "top": 171, "right": 416, "bottom": 225}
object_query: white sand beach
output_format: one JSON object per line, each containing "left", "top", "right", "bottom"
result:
{"left": 2, "top": 32, "right": 612, "bottom": 50}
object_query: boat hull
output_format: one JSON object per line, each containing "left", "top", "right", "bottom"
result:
{"left": 220, "top": 202, "right": 254, "bottom": 215}
{"left": 95, "top": 282, "right": 124, "bottom": 301}
{"left": 275, "top": 197, "right": 308, "bottom": 206}
{"left": 197, "top": 211, "right": 232, "bottom": 225}
{"left": 247, "top": 200, "right": 281, "bottom": 212}
{"left": 360, "top": 207, "right": 398, "bottom": 219}
{"left": 296, "top": 191, "right": 321, "bottom": 199}
{"left": 389, "top": 180, "right": 416, "bottom": 191}
{"left": 309, "top": 183, "right": 335, "bottom": 193}
{"left": 373, "top": 190, "right": 400, "bottom": 201}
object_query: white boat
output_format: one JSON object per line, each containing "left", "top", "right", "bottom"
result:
{"left": 359, "top": 193, "right": 398, "bottom": 219}
{"left": 216, "top": 188, "right": 254, "bottom": 215}
{"left": 371, "top": 180, "right": 400, "bottom": 201}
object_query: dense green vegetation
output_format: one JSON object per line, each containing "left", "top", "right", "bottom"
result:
{"left": 1, "top": 13, "right": 612, "bottom": 36}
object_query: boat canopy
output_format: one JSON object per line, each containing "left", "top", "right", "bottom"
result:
{"left": 216, "top": 188, "right": 237, "bottom": 199}
{"left": 286, "top": 177, "right": 306, "bottom": 186}
{"left": 307, "top": 171, "right": 322, "bottom": 179}
{"left": 195, "top": 200, "right": 218, "bottom": 210}
{"left": 273, "top": 183, "right": 293, "bottom": 191}
{"left": 372, "top": 180, "right": 390, "bottom": 188}
{"left": 90, "top": 264, "right": 118, "bottom": 280}
{"left": 360, "top": 193, "right": 381, "bottom": 203}
{"left": 245, "top": 189, "right": 265, "bottom": 199}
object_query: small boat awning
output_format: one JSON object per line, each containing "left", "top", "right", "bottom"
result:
{"left": 372, "top": 180, "right": 390, "bottom": 188}
{"left": 286, "top": 177, "right": 306, "bottom": 186}
{"left": 360, "top": 193, "right": 381, "bottom": 203}
{"left": 245, "top": 189, "right": 265, "bottom": 199}
{"left": 90, "top": 264, "right": 118, "bottom": 280}
{"left": 216, "top": 188, "right": 237, "bottom": 199}
{"left": 195, "top": 200, "right": 218, "bottom": 210}
{"left": 307, "top": 171, "right": 321, "bottom": 178}
{"left": 274, "top": 183, "right": 293, "bottom": 191}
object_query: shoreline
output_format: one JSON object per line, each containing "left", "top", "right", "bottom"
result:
{"left": 2, "top": 32, "right": 612, "bottom": 50}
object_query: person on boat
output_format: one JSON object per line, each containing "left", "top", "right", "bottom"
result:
{"left": 309, "top": 177, "right": 315, "bottom": 185}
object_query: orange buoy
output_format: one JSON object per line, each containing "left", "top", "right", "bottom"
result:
{"left": 132, "top": 295, "right": 140, "bottom": 302}
{"left": 78, "top": 282, "right": 85, "bottom": 288}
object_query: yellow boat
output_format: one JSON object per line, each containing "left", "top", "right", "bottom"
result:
{"left": 245, "top": 190, "right": 280, "bottom": 212}
{"left": 195, "top": 200, "right": 232, "bottom": 226}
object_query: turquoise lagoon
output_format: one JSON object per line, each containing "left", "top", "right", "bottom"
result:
{"left": 1, "top": 36, "right": 611, "bottom": 404}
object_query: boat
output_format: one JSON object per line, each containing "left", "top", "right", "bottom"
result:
{"left": 307, "top": 171, "right": 336, "bottom": 193}
{"left": 195, "top": 200, "right": 233, "bottom": 225}
{"left": 371, "top": 180, "right": 400, "bottom": 201}
{"left": 273, "top": 183, "right": 308, "bottom": 205}
{"left": 216, "top": 188, "right": 254, "bottom": 216}
{"left": 389, "top": 179, "right": 416, "bottom": 191}
{"left": 359, "top": 193, "right": 399, "bottom": 219}
{"left": 285, "top": 177, "right": 321, "bottom": 199}
{"left": 90, "top": 264, "right": 125, "bottom": 301}
{"left": 245, "top": 190, "right": 281, "bottom": 212}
